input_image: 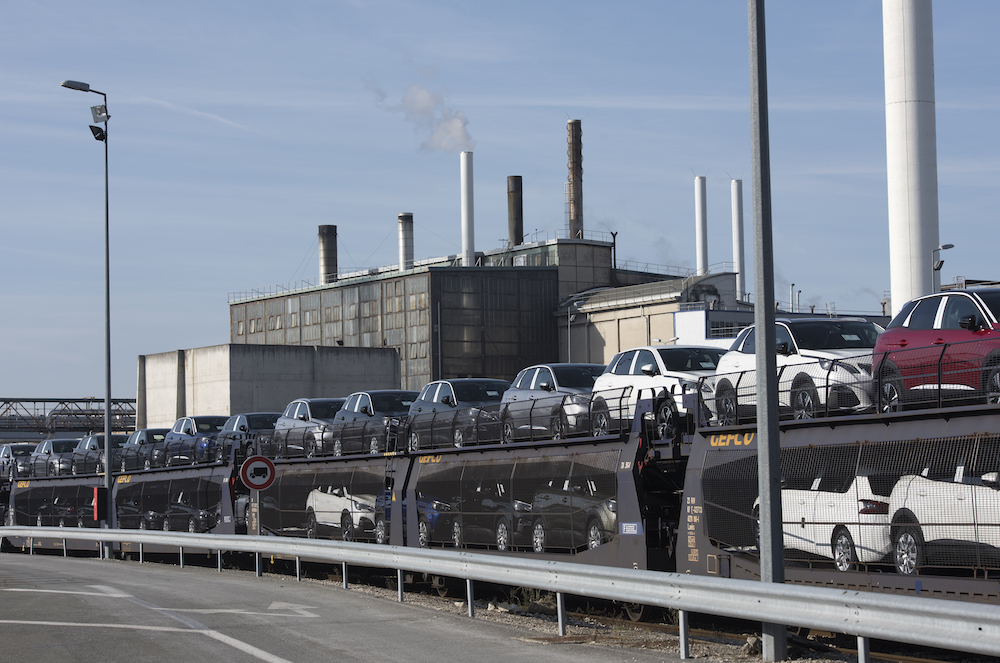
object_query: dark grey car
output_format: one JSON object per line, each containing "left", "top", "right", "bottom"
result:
{"left": 499, "top": 363, "right": 606, "bottom": 443}
{"left": 405, "top": 379, "right": 510, "bottom": 451}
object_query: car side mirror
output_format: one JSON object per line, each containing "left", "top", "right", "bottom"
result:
{"left": 983, "top": 471, "right": 999, "bottom": 486}
{"left": 537, "top": 381, "right": 553, "bottom": 392}
{"left": 441, "top": 395, "right": 453, "bottom": 406}
{"left": 959, "top": 315, "right": 980, "bottom": 331}
{"left": 776, "top": 342, "right": 791, "bottom": 355}
{"left": 298, "top": 414, "right": 308, "bottom": 421}
{"left": 238, "top": 424, "right": 248, "bottom": 432}
{"left": 360, "top": 405, "right": 371, "bottom": 415}
{"left": 640, "top": 363, "right": 659, "bottom": 377}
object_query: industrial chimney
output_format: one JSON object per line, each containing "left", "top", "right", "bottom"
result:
{"left": 318, "top": 225, "right": 337, "bottom": 284}
{"left": 884, "top": 0, "right": 940, "bottom": 314}
{"left": 731, "top": 179, "right": 745, "bottom": 300}
{"left": 567, "top": 120, "right": 583, "bottom": 239}
{"left": 695, "top": 176, "right": 708, "bottom": 276}
{"left": 461, "top": 151, "right": 475, "bottom": 267}
{"left": 508, "top": 176, "right": 523, "bottom": 249}
{"left": 398, "top": 213, "right": 414, "bottom": 272}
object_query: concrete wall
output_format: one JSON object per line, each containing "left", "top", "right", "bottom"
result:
{"left": 139, "top": 344, "right": 400, "bottom": 429}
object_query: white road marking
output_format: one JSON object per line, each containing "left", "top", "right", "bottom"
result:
{"left": 0, "top": 588, "right": 131, "bottom": 597}
{"left": 0, "top": 620, "right": 295, "bottom": 663}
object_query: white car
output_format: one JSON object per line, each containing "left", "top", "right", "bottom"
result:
{"left": 712, "top": 318, "right": 882, "bottom": 424}
{"left": 757, "top": 474, "right": 892, "bottom": 572}
{"left": 590, "top": 345, "right": 726, "bottom": 440}
{"left": 305, "top": 485, "right": 376, "bottom": 540}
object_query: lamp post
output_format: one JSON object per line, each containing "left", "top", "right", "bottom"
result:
{"left": 931, "top": 243, "right": 954, "bottom": 293}
{"left": 61, "top": 80, "right": 113, "bottom": 533}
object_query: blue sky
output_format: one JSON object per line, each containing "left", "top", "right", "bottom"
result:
{"left": 2, "top": 1, "right": 998, "bottom": 398}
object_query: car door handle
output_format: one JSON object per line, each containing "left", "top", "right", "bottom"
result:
{"left": 933, "top": 338, "right": 946, "bottom": 345}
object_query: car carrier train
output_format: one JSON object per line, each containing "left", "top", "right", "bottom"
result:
{"left": 5, "top": 387, "right": 1000, "bottom": 607}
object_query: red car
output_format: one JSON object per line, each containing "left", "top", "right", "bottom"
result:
{"left": 874, "top": 288, "right": 1000, "bottom": 411}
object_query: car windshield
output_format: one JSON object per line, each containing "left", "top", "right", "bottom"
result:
{"left": 51, "top": 440, "right": 77, "bottom": 453}
{"left": 371, "top": 392, "right": 419, "bottom": 413}
{"left": 12, "top": 446, "right": 35, "bottom": 457}
{"left": 246, "top": 413, "right": 280, "bottom": 429}
{"left": 551, "top": 365, "right": 606, "bottom": 388}
{"left": 975, "top": 291, "right": 1000, "bottom": 321}
{"left": 89, "top": 434, "right": 130, "bottom": 448}
{"left": 786, "top": 320, "right": 881, "bottom": 350}
{"left": 452, "top": 381, "right": 509, "bottom": 402}
{"left": 310, "top": 400, "right": 346, "bottom": 419}
{"left": 195, "top": 418, "right": 229, "bottom": 433}
{"left": 657, "top": 347, "right": 726, "bottom": 372}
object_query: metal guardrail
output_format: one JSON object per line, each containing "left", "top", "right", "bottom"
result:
{"left": 4, "top": 526, "right": 1000, "bottom": 660}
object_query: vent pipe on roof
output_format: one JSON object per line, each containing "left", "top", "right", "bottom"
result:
{"left": 567, "top": 120, "right": 583, "bottom": 239}
{"left": 508, "top": 176, "right": 523, "bottom": 248}
{"left": 884, "top": 0, "right": 940, "bottom": 314}
{"left": 398, "top": 213, "right": 414, "bottom": 272}
{"left": 731, "top": 179, "right": 745, "bottom": 300}
{"left": 318, "top": 225, "right": 338, "bottom": 284}
{"left": 695, "top": 176, "right": 708, "bottom": 275}
{"left": 461, "top": 151, "right": 475, "bottom": 267}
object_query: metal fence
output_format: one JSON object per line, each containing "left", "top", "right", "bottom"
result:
{"left": 4, "top": 526, "right": 1000, "bottom": 660}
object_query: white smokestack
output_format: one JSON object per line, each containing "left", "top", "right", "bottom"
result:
{"left": 695, "top": 176, "right": 708, "bottom": 275}
{"left": 884, "top": 0, "right": 940, "bottom": 314}
{"left": 398, "top": 213, "right": 414, "bottom": 271}
{"left": 731, "top": 179, "right": 745, "bottom": 301}
{"left": 461, "top": 151, "right": 475, "bottom": 267}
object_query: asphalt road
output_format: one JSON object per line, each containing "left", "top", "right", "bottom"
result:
{"left": 0, "top": 552, "right": 684, "bottom": 663}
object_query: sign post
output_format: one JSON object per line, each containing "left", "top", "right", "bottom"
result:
{"left": 239, "top": 456, "right": 276, "bottom": 576}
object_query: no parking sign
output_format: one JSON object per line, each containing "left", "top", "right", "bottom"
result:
{"left": 240, "top": 455, "right": 276, "bottom": 491}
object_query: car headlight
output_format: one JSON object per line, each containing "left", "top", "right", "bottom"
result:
{"left": 818, "top": 359, "right": 860, "bottom": 375}
{"left": 513, "top": 499, "right": 532, "bottom": 513}
{"left": 356, "top": 502, "right": 375, "bottom": 512}
{"left": 566, "top": 393, "right": 590, "bottom": 406}
{"left": 604, "top": 499, "right": 617, "bottom": 513}
{"left": 431, "top": 500, "right": 451, "bottom": 512}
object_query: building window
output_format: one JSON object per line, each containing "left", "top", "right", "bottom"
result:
{"left": 237, "top": 320, "right": 244, "bottom": 335}
{"left": 290, "top": 312, "right": 298, "bottom": 328}
{"left": 276, "top": 316, "right": 283, "bottom": 330}
{"left": 248, "top": 319, "right": 256, "bottom": 334}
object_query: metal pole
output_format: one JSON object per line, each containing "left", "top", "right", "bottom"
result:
{"left": 748, "top": 1, "right": 787, "bottom": 660}
{"left": 139, "top": 542, "right": 143, "bottom": 563}
{"left": 342, "top": 561, "right": 348, "bottom": 589}
{"left": 679, "top": 609, "right": 690, "bottom": 659}
{"left": 179, "top": 546, "right": 184, "bottom": 568}
{"left": 397, "top": 569, "right": 404, "bottom": 602}
{"left": 295, "top": 556, "right": 301, "bottom": 581}
{"left": 857, "top": 635, "right": 871, "bottom": 663}
{"left": 101, "top": 92, "right": 113, "bottom": 535}
{"left": 62, "top": 539, "right": 67, "bottom": 557}
{"left": 218, "top": 550, "right": 223, "bottom": 572}
{"left": 556, "top": 592, "right": 566, "bottom": 636}
{"left": 466, "top": 578, "right": 474, "bottom": 618}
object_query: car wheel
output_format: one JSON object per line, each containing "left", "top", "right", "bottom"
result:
{"left": 832, "top": 527, "right": 858, "bottom": 572}
{"left": 96, "top": 461, "right": 104, "bottom": 474}
{"left": 70, "top": 462, "right": 77, "bottom": 476}
{"left": 417, "top": 518, "right": 431, "bottom": 548}
{"left": 495, "top": 519, "right": 510, "bottom": 552}
{"left": 453, "top": 428, "right": 465, "bottom": 448}
{"left": 333, "top": 439, "right": 343, "bottom": 457}
{"left": 143, "top": 459, "right": 152, "bottom": 471}
{"left": 587, "top": 519, "right": 603, "bottom": 550}
{"left": 139, "top": 519, "right": 147, "bottom": 530}
{"left": 57, "top": 517, "right": 66, "bottom": 528}
{"left": 306, "top": 438, "right": 317, "bottom": 458}
{"left": 306, "top": 511, "right": 317, "bottom": 539}
{"left": 188, "top": 517, "right": 197, "bottom": 533}
{"left": 500, "top": 415, "right": 514, "bottom": 444}
{"left": 532, "top": 520, "right": 546, "bottom": 553}
{"left": 791, "top": 380, "right": 819, "bottom": 419}
{"left": 894, "top": 525, "right": 923, "bottom": 575}
{"left": 35, "top": 514, "right": 42, "bottom": 527}
{"left": 374, "top": 518, "right": 388, "bottom": 545}
{"left": 985, "top": 364, "right": 1000, "bottom": 404}
{"left": 8, "top": 467, "right": 15, "bottom": 482}
{"left": 551, "top": 414, "right": 565, "bottom": 440}
{"left": 451, "top": 518, "right": 462, "bottom": 548}
{"left": 369, "top": 436, "right": 380, "bottom": 455}
{"left": 77, "top": 516, "right": 84, "bottom": 528}
{"left": 654, "top": 399, "right": 678, "bottom": 441}
{"left": 215, "top": 447, "right": 225, "bottom": 463}
{"left": 591, "top": 404, "right": 610, "bottom": 437}
{"left": 162, "top": 518, "right": 170, "bottom": 532}
{"left": 878, "top": 367, "right": 904, "bottom": 413}
{"left": 164, "top": 455, "right": 172, "bottom": 468}
{"left": 120, "top": 459, "right": 127, "bottom": 473}
{"left": 341, "top": 512, "right": 354, "bottom": 541}
{"left": 716, "top": 383, "right": 738, "bottom": 426}
{"left": 408, "top": 431, "right": 420, "bottom": 453}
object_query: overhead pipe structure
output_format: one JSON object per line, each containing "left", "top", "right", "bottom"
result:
{"left": 884, "top": 0, "right": 940, "bottom": 314}
{"left": 695, "top": 176, "right": 708, "bottom": 276}
{"left": 460, "top": 151, "right": 475, "bottom": 267}
{"left": 398, "top": 213, "right": 414, "bottom": 272}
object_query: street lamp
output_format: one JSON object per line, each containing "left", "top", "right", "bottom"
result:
{"left": 61, "top": 79, "right": 113, "bottom": 533}
{"left": 931, "top": 243, "right": 954, "bottom": 293}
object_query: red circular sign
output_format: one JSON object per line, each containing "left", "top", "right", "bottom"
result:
{"left": 240, "top": 455, "right": 276, "bottom": 491}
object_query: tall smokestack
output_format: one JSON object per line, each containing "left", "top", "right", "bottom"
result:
{"left": 884, "top": 0, "right": 940, "bottom": 314}
{"left": 398, "top": 213, "right": 414, "bottom": 271}
{"left": 508, "top": 176, "right": 523, "bottom": 249}
{"left": 695, "top": 176, "right": 708, "bottom": 275}
{"left": 731, "top": 179, "right": 745, "bottom": 300}
{"left": 318, "top": 225, "right": 337, "bottom": 284}
{"left": 461, "top": 151, "right": 475, "bottom": 267}
{"left": 567, "top": 119, "right": 583, "bottom": 239}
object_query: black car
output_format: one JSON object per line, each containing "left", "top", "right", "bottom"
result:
{"left": 70, "top": 434, "right": 129, "bottom": 475}
{"left": 119, "top": 428, "right": 170, "bottom": 471}
{"left": 405, "top": 379, "right": 510, "bottom": 451}
{"left": 27, "top": 438, "right": 80, "bottom": 477}
{"left": 265, "top": 398, "right": 346, "bottom": 458}
{"left": 162, "top": 416, "right": 229, "bottom": 466}
{"left": 1, "top": 443, "right": 38, "bottom": 481}
{"left": 318, "top": 390, "right": 419, "bottom": 456}
{"left": 202, "top": 412, "right": 281, "bottom": 464}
